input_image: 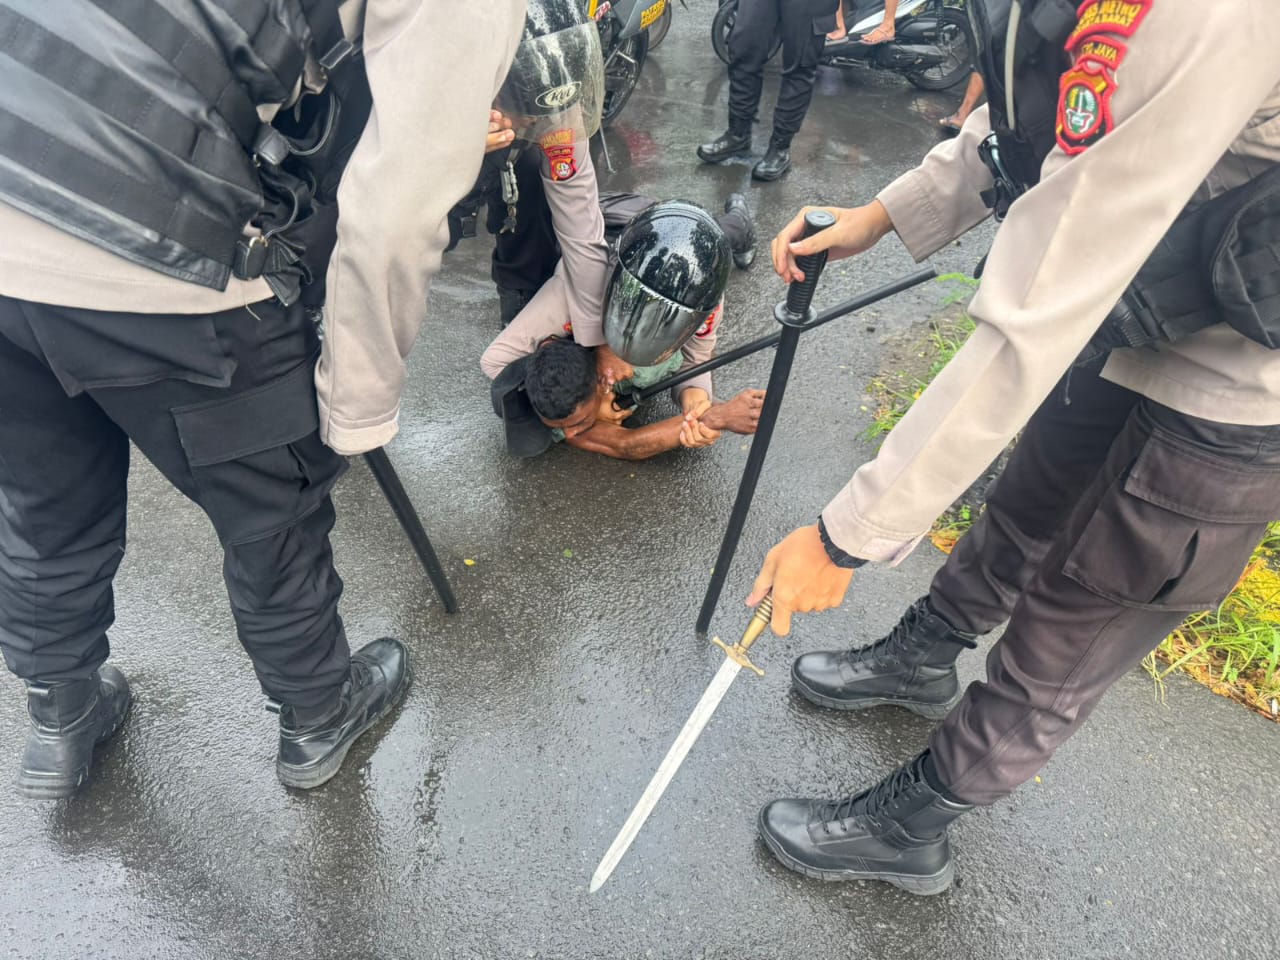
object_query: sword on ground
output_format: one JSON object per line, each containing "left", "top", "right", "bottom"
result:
{"left": 589, "top": 595, "right": 774, "bottom": 893}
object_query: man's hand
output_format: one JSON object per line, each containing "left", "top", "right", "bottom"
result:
{"left": 680, "top": 387, "right": 712, "bottom": 418}
{"left": 702, "top": 389, "right": 766, "bottom": 434}
{"left": 596, "top": 344, "right": 634, "bottom": 389}
{"left": 597, "top": 387, "right": 634, "bottom": 425}
{"left": 747, "top": 525, "right": 855, "bottom": 635}
{"left": 771, "top": 201, "right": 894, "bottom": 283}
{"left": 485, "top": 109, "right": 515, "bottom": 154}
{"left": 679, "top": 413, "right": 721, "bottom": 449}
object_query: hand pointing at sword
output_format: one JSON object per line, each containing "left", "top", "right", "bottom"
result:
{"left": 747, "top": 524, "right": 855, "bottom": 636}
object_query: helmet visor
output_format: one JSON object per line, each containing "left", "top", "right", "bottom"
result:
{"left": 603, "top": 263, "right": 715, "bottom": 367}
{"left": 496, "top": 22, "right": 605, "bottom": 144}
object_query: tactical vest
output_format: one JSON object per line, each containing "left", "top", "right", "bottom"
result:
{"left": 967, "top": 0, "right": 1280, "bottom": 354}
{"left": 0, "top": 0, "right": 368, "bottom": 306}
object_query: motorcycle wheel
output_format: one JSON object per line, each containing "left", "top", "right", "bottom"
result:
{"left": 602, "top": 30, "right": 650, "bottom": 127}
{"left": 711, "top": 0, "right": 782, "bottom": 66}
{"left": 904, "top": 7, "right": 975, "bottom": 91}
{"left": 647, "top": 2, "right": 673, "bottom": 49}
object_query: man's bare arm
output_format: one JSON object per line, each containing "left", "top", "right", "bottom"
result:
{"left": 565, "top": 416, "right": 689, "bottom": 460}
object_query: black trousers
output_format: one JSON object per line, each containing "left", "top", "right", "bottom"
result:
{"left": 0, "top": 295, "right": 351, "bottom": 711}
{"left": 924, "top": 362, "right": 1280, "bottom": 804}
{"left": 727, "top": 0, "right": 839, "bottom": 144}
{"left": 487, "top": 147, "right": 559, "bottom": 294}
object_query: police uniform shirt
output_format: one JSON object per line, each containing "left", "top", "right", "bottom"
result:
{"left": 819, "top": 0, "right": 1280, "bottom": 564}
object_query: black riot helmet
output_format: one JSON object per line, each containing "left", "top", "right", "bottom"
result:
{"left": 603, "top": 201, "right": 733, "bottom": 366}
{"left": 495, "top": 0, "right": 605, "bottom": 145}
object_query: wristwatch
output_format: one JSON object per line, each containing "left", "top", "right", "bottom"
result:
{"left": 817, "top": 516, "right": 868, "bottom": 570}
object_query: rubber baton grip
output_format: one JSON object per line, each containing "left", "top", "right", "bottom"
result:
{"left": 785, "top": 210, "right": 837, "bottom": 316}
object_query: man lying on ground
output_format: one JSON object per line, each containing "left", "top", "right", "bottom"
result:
{"left": 482, "top": 199, "right": 764, "bottom": 460}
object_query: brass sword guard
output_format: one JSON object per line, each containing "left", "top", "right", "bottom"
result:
{"left": 711, "top": 594, "right": 773, "bottom": 677}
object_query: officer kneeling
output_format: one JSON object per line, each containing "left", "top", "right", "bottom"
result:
{"left": 487, "top": 202, "right": 765, "bottom": 460}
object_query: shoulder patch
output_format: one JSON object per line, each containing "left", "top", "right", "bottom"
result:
{"left": 540, "top": 128, "right": 578, "bottom": 182}
{"left": 1066, "top": 0, "right": 1152, "bottom": 49}
{"left": 1056, "top": 60, "right": 1115, "bottom": 155}
{"left": 695, "top": 302, "right": 722, "bottom": 339}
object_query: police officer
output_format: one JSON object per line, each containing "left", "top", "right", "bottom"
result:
{"left": 0, "top": 0, "right": 526, "bottom": 797}
{"left": 483, "top": 200, "right": 764, "bottom": 460}
{"left": 697, "top": 0, "right": 841, "bottom": 181}
{"left": 745, "top": 0, "right": 1280, "bottom": 894}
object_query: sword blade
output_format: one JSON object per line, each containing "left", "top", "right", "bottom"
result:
{"left": 589, "top": 656, "right": 743, "bottom": 893}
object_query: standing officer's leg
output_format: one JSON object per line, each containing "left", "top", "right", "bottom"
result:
{"left": 0, "top": 297, "right": 132, "bottom": 799}
{"left": 932, "top": 402, "right": 1280, "bottom": 803}
{"left": 761, "top": 401, "right": 1280, "bottom": 894}
{"left": 793, "top": 363, "right": 1138, "bottom": 718}
{"left": 62, "top": 298, "right": 409, "bottom": 790}
{"left": 752, "top": 0, "right": 840, "bottom": 181}
{"left": 697, "top": 0, "right": 780, "bottom": 163}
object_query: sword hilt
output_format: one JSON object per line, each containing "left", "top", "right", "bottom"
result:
{"left": 711, "top": 594, "right": 772, "bottom": 677}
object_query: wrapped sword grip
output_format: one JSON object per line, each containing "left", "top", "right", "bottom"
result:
{"left": 785, "top": 210, "right": 837, "bottom": 317}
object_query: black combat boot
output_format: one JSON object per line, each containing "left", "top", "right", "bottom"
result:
{"left": 18, "top": 666, "right": 132, "bottom": 799}
{"left": 723, "top": 193, "right": 757, "bottom": 270}
{"left": 791, "top": 596, "right": 978, "bottom": 719}
{"left": 274, "top": 637, "right": 412, "bottom": 790}
{"left": 751, "top": 139, "right": 791, "bottom": 181}
{"left": 758, "top": 751, "right": 973, "bottom": 895}
{"left": 696, "top": 126, "right": 752, "bottom": 164}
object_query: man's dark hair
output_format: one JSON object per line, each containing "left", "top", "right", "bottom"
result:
{"left": 524, "top": 340, "right": 597, "bottom": 421}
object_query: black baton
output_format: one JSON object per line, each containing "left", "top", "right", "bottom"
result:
{"left": 364, "top": 447, "right": 459, "bottom": 614}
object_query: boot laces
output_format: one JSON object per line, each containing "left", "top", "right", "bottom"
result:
{"left": 844, "top": 602, "right": 927, "bottom": 670}
{"left": 822, "top": 757, "right": 924, "bottom": 832}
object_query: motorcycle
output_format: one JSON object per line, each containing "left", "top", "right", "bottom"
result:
{"left": 588, "top": 0, "right": 669, "bottom": 125}
{"left": 711, "top": 0, "right": 974, "bottom": 92}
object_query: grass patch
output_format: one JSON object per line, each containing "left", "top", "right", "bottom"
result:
{"left": 863, "top": 274, "right": 977, "bottom": 443}
{"left": 864, "top": 277, "right": 1280, "bottom": 721}
{"left": 1143, "top": 524, "right": 1280, "bottom": 721}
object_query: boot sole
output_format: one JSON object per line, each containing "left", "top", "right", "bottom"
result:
{"left": 276, "top": 664, "right": 413, "bottom": 791}
{"left": 758, "top": 811, "right": 954, "bottom": 896}
{"left": 697, "top": 145, "right": 751, "bottom": 164}
{"left": 792, "top": 672, "right": 958, "bottom": 720}
{"left": 17, "top": 693, "right": 133, "bottom": 801}
{"left": 751, "top": 162, "right": 791, "bottom": 182}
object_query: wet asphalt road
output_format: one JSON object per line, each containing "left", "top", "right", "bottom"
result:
{"left": 2, "top": 8, "right": 1278, "bottom": 960}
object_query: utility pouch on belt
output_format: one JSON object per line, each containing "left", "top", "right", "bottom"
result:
{"left": 1080, "top": 163, "right": 1280, "bottom": 363}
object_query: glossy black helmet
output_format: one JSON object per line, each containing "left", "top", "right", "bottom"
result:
{"left": 603, "top": 200, "right": 733, "bottom": 366}
{"left": 495, "top": 0, "right": 605, "bottom": 144}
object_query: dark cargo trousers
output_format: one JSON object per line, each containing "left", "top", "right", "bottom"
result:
{"left": 0, "top": 295, "right": 351, "bottom": 712}
{"left": 727, "top": 0, "right": 839, "bottom": 145}
{"left": 921, "top": 361, "right": 1280, "bottom": 805}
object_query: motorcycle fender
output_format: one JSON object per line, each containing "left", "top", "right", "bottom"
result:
{"left": 608, "top": 0, "right": 652, "bottom": 39}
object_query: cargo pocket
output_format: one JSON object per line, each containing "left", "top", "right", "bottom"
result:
{"left": 171, "top": 356, "right": 347, "bottom": 546}
{"left": 1062, "top": 427, "right": 1280, "bottom": 611}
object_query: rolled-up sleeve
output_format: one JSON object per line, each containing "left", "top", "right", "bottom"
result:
{"left": 315, "top": 0, "right": 526, "bottom": 455}
{"left": 822, "top": 0, "right": 1280, "bottom": 562}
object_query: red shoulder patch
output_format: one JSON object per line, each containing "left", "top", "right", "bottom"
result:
{"left": 695, "top": 302, "right": 722, "bottom": 339}
{"left": 1056, "top": 60, "right": 1115, "bottom": 155}
{"left": 540, "top": 128, "right": 578, "bottom": 182}
{"left": 1066, "top": 0, "right": 1152, "bottom": 48}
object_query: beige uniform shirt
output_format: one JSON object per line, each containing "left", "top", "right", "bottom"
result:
{"left": 480, "top": 145, "right": 717, "bottom": 399}
{"left": 822, "top": 0, "right": 1280, "bottom": 563}
{"left": 0, "top": 0, "right": 526, "bottom": 456}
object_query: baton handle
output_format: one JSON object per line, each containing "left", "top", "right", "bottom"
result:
{"left": 785, "top": 210, "right": 837, "bottom": 317}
